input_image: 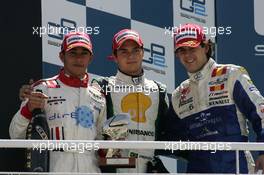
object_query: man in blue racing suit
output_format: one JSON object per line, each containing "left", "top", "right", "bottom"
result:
{"left": 158, "top": 23, "right": 264, "bottom": 173}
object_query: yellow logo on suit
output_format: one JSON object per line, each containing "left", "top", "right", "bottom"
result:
{"left": 121, "top": 93, "right": 151, "bottom": 123}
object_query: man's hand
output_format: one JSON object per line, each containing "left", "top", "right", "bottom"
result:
{"left": 19, "top": 79, "right": 34, "bottom": 101}
{"left": 27, "top": 91, "right": 48, "bottom": 112}
{"left": 255, "top": 154, "right": 264, "bottom": 174}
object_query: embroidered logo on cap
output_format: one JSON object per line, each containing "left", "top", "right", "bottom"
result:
{"left": 115, "top": 31, "right": 139, "bottom": 43}
{"left": 66, "top": 35, "right": 90, "bottom": 45}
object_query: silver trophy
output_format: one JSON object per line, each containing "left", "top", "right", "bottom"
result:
{"left": 100, "top": 113, "right": 135, "bottom": 168}
{"left": 103, "top": 113, "right": 129, "bottom": 157}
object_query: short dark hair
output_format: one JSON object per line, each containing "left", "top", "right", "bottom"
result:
{"left": 113, "top": 49, "right": 117, "bottom": 56}
{"left": 200, "top": 39, "right": 214, "bottom": 59}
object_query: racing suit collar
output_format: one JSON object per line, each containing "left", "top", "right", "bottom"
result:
{"left": 188, "top": 58, "right": 216, "bottom": 82}
{"left": 116, "top": 69, "right": 144, "bottom": 85}
{"left": 58, "top": 69, "right": 88, "bottom": 87}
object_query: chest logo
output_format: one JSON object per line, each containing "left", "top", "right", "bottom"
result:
{"left": 121, "top": 93, "right": 151, "bottom": 123}
{"left": 75, "top": 106, "right": 94, "bottom": 128}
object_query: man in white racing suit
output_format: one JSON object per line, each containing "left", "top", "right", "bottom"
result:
{"left": 162, "top": 23, "right": 264, "bottom": 173}
{"left": 93, "top": 29, "right": 169, "bottom": 173}
{"left": 9, "top": 32, "right": 106, "bottom": 173}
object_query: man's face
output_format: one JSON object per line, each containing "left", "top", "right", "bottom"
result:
{"left": 176, "top": 45, "right": 208, "bottom": 73}
{"left": 60, "top": 47, "right": 92, "bottom": 78}
{"left": 115, "top": 40, "right": 144, "bottom": 76}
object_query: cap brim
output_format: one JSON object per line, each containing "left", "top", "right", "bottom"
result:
{"left": 65, "top": 43, "right": 93, "bottom": 54}
{"left": 116, "top": 37, "right": 142, "bottom": 50}
{"left": 175, "top": 40, "right": 200, "bottom": 51}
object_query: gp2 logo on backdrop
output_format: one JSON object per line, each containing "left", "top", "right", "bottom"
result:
{"left": 254, "top": 0, "right": 264, "bottom": 56}
{"left": 48, "top": 18, "right": 76, "bottom": 40}
{"left": 180, "top": 0, "right": 207, "bottom": 17}
{"left": 47, "top": 18, "right": 100, "bottom": 40}
{"left": 143, "top": 43, "right": 167, "bottom": 68}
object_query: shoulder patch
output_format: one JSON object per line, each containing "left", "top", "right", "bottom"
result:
{"left": 226, "top": 64, "right": 250, "bottom": 76}
{"left": 91, "top": 77, "right": 109, "bottom": 95}
{"left": 32, "top": 75, "right": 60, "bottom": 88}
{"left": 88, "top": 86, "right": 105, "bottom": 102}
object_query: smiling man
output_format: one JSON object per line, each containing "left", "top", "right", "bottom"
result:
{"left": 93, "top": 29, "right": 169, "bottom": 173}
{"left": 166, "top": 23, "right": 264, "bottom": 173}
